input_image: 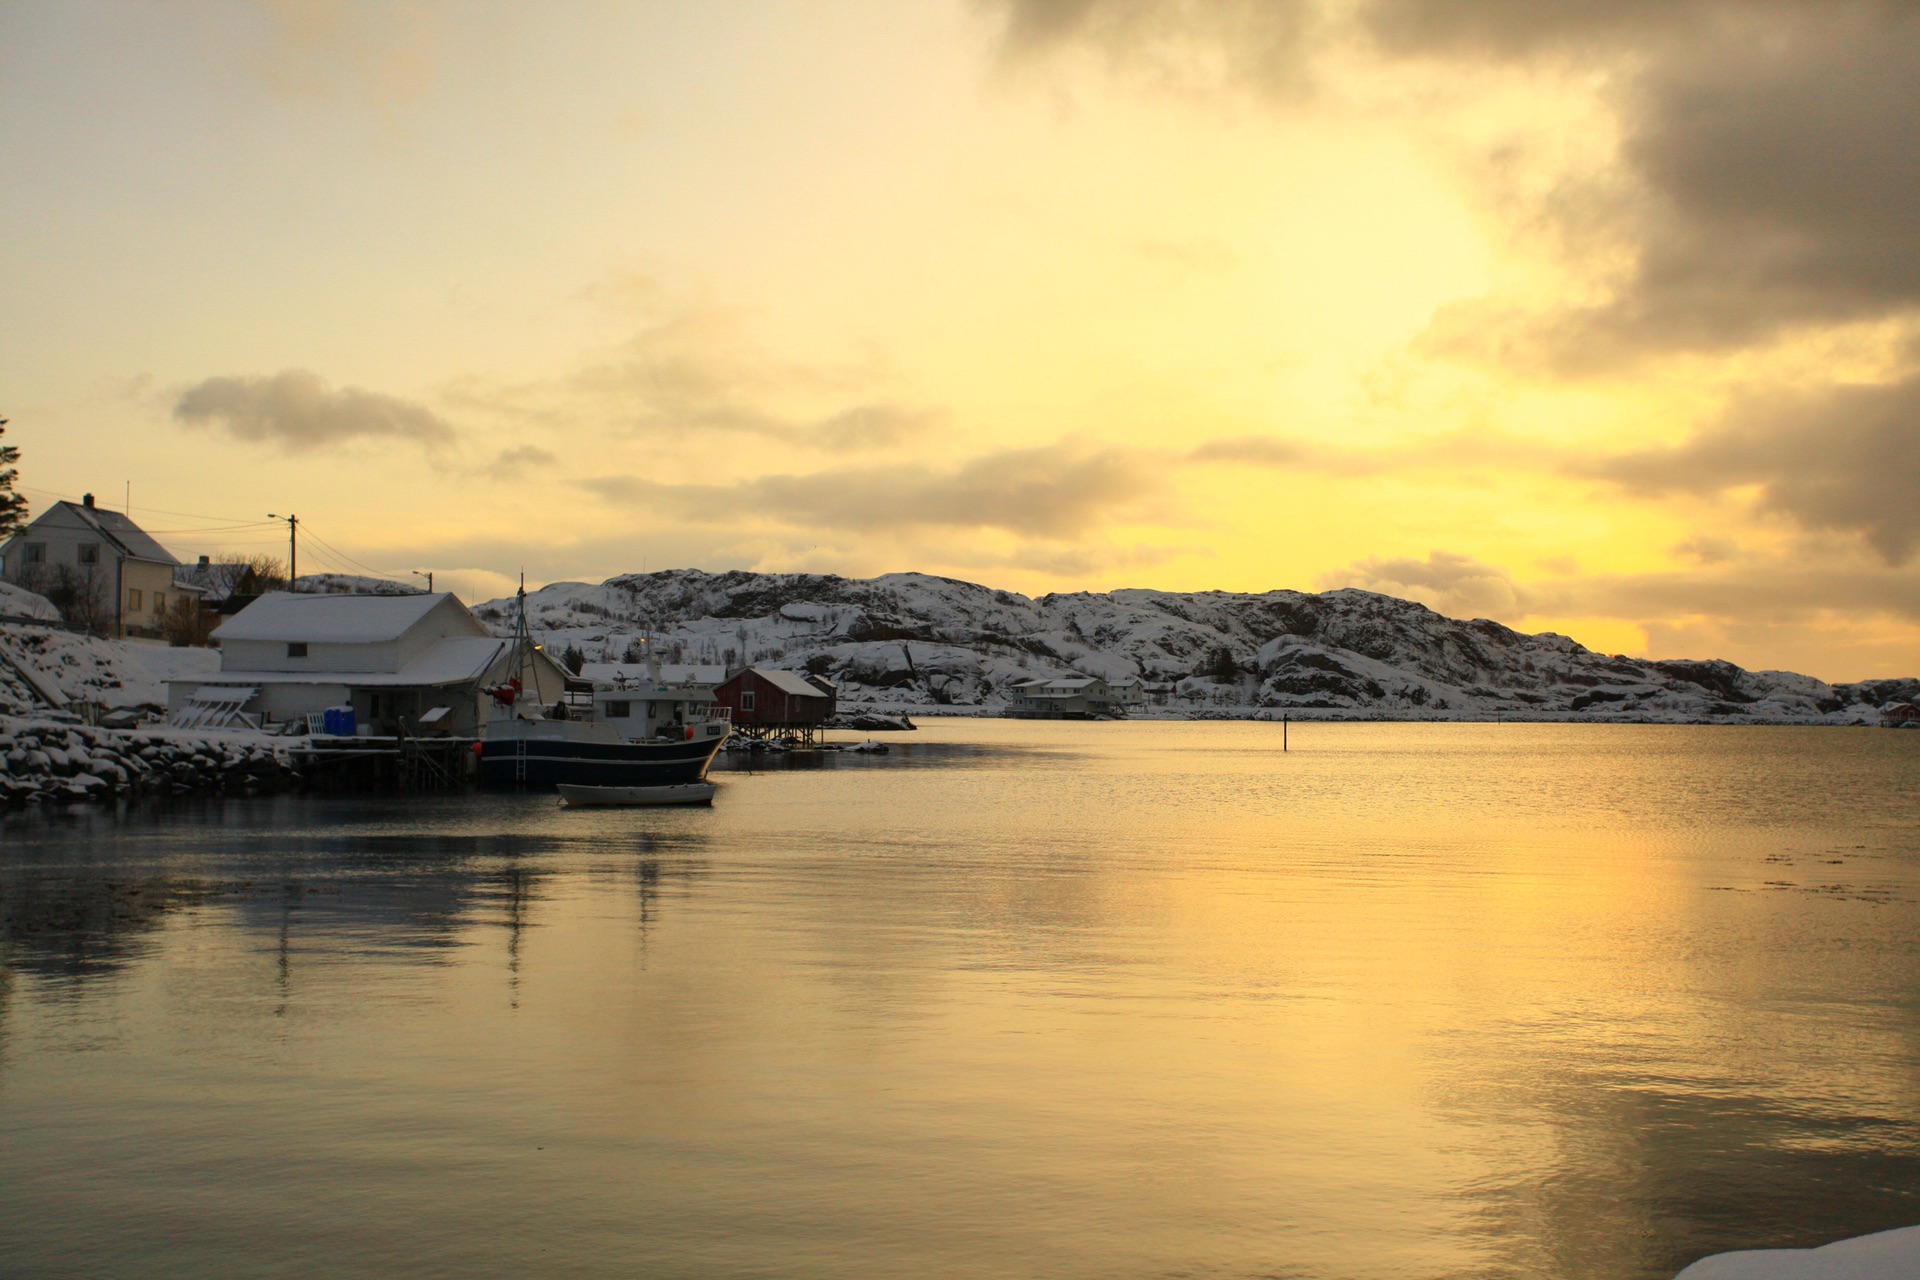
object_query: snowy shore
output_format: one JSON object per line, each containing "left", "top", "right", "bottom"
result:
{"left": 0, "top": 716, "right": 297, "bottom": 806}
{"left": 1676, "top": 1225, "right": 1920, "bottom": 1278}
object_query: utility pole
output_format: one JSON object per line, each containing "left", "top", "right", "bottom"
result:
{"left": 413, "top": 570, "right": 434, "bottom": 593}
{"left": 268, "top": 512, "right": 298, "bottom": 586}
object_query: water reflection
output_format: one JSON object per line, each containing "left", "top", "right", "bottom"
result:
{"left": 1457, "top": 1066, "right": 1920, "bottom": 1277}
{"left": 0, "top": 800, "right": 711, "bottom": 991}
{"left": 0, "top": 722, "right": 1915, "bottom": 1280}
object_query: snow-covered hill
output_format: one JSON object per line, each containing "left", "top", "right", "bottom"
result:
{"left": 476, "top": 570, "right": 1916, "bottom": 724}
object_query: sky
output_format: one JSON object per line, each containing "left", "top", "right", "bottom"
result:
{"left": 4, "top": 0, "right": 1919, "bottom": 680}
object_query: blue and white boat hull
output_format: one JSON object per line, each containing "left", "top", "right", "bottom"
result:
{"left": 480, "top": 721, "right": 728, "bottom": 788}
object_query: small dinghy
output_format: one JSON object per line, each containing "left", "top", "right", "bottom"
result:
{"left": 557, "top": 782, "right": 717, "bottom": 808}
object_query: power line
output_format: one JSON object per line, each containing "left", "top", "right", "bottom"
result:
{"left": 300, "top": 525, "right": 414, "bottom": 582}
{"left": 15, "top": 483, "right": 274, "bottom": 528}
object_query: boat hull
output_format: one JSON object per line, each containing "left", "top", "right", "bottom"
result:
{"left": 480, "top": 732, "right": 726, "bottom": 788}
{"left": 558, "top": 782, "right": 716, "bottom": 807}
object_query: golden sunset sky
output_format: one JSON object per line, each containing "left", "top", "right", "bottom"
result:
{"left": 5, "top": 1, "right": 1918, "bottom": 679}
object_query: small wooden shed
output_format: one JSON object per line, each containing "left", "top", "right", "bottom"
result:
{"left": 713, "top": 667, "right": 837, "bottom": 741}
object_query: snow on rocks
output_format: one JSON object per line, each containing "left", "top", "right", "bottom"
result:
{"left": 0, "top": 581, "right": 60, "bottom": 622}
{"left": 476, "top": 569, "right": 1909, "bottom": 724}
{"left": 0, "top": 617, "right": 221, "bottom": 718}
{"left": 0, "top": 716, "right": 296, "bottom": 807}
{"left": 1673, "top": 1224, "right": 1920, "bottom": 1278}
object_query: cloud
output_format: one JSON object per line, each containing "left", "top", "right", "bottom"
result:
{"left": 200, "top": 1, "right": 448, "bottom": 112}
{"left": 991, "top": 1, "right": 1920, "bottom": 367}
{"left": 1375, "top": 1, "right": 1920, "bottom": 364}
{"left": 1580, "top": 10, "right": 1920, "bottom": 359}
{"left": 1187, "top": 435, "right": 1328, "bottom": 468}
{"left": 1360, "top": 0, "right": 1748, "bottom": 57}
{"left": 1186, "top": 430, "right": 1570, "bottom": 476}
{"left": 1591, "top": 376, "right": 1920, "bottom": 564}
{"left": 1318, "top": 549, "right": 1529, "bottom": 619}
{"left": 465, "top": 305, "right": 940, "bottom": 454}
{"left": 478, "top": 444, "right": 559, "bottom": 477}
{"left": 987, "top": 0, "right": 1320, "bottom": 99}
{"left": 173, "top": 369, "right": 456, "bottom": 452}
{"left": 583, "top": 441, "right": 1165, "bottom": 539}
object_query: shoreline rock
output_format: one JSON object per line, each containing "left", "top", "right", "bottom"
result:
{"left": 0, "top": 717, "right": 298, "bottom": 807}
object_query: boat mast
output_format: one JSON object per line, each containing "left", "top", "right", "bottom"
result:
{"left": 511, "top": 574, "right": 546, "bottom": 704}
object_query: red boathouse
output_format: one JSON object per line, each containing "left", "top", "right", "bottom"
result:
{"left": 712, "top": 668, "right": 837, "bottom": 743}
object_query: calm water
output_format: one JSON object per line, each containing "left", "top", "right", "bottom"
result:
{"left": 2, "top": 720, "right": 1918, "bottom": 1279}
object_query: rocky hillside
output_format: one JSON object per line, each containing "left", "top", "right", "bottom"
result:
{"left": 476, "top": 570, "right": 1915, "bottom": 724}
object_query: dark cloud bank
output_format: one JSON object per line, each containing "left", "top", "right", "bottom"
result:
{"left": 995, "top": 0, "right": 1920, "bottom": 358}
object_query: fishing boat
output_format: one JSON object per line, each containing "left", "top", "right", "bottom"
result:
{"left": 478, "top": 585, "right": 730, "bottom": 788}
{"left": 557, "top": 781, "right": 717, "bottom": 807}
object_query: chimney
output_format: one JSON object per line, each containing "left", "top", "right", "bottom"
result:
{"left": 82, "top": 493, "right": 95, "bottom": 508}
{"left": 199, "top": 555, "right": 211, "bottom": 566}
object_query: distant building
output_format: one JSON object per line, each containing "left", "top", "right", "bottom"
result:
{"left": 578, "top": 661, "right": 727, "bottom": 688}
{"left": 0, "top": 493, "right": 201, "bottom": 636}
{"left": 712, "top": 667, "right": 836, "bottom": 739}
{"left": 1883, "top": 701, "right": 1920, "bottom": 727}
{"left": 174, "top": 556, "right": 276, "bottom": 618}
{"left": 167, "top": 591, "right": 568, "bottom": 735}
{"left": 1006, "top": 674, "right": 1143, "bottom": 718}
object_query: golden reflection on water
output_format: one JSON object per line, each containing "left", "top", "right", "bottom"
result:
{"left": 1, "top": 721, "right": 1917, "bottom": 1279}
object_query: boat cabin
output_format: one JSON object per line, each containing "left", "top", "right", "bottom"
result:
{"left": 583, "top": 680, "right": 723, "bottom": 740}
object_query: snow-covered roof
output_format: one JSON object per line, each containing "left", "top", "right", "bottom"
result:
{"left": 740, "top": 668, "right": 831, "bottom": 698}
{"left": 1012, "top": 676, "right": 1102, "bottom": 690}
{"left": 193, "top": 637, "right": 508, "bottom": 688}
{"left": 60, "top": 501, "right": 181, "bottom": 564}
{"left": 213, "top": 592, "right": 454, "bottom": 643}
{"left": 175, "top": 560, "right": 254, "bottom": 602}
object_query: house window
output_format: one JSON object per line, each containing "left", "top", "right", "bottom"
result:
{"left": 741, "top": 690, "right": 756, "bottom": 711}
{"left": 23, "top": 543, "right": 44, "bottom": 564}
{"left": 78, "top": 544, "right": 100, "bottom": 565}
{"left": 605, "top": 700, "right": 631, "bottom": 718}
{"left": 287, "top": 642, "right": 308, "bottom": 658}
{"left": 153, "top": 592, "right": 166, "bottom": 613}
{"left": 126, "top": 588, "right": 143, "bottom": 612}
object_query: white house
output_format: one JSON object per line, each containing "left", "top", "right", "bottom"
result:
{"left": 1005, "top": 674, "right": 1145, "bottom": 718}
{"left": 167, "top": 591, "right": 569, "bottom": 735}
{"left": 0, "top": 494, "right": 201, "bottom": 636}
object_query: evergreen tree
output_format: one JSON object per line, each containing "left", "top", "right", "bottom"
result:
{"left": 0, "top": 420, "right": 26, "bottom": 539}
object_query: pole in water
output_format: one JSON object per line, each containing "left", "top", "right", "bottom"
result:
{"left": 1284, "top": 714, "right": 1289, "bottom": 752}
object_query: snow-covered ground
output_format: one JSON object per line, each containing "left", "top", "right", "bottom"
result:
{"left": 475, "top": 569, "right": 1917, "bottom": 725}
{"left": 1675, "top": 1225, "right": 1920, "bottom": 1278}
{"left": 0, "top": 580, "right": 59, "bottom": 622}
{"left": 0, "top": 627, "right": 219, "bottom": 715}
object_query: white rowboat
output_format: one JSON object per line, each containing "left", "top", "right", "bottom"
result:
{"left": 557, "top": 782, "right": 717, "bottom": 808}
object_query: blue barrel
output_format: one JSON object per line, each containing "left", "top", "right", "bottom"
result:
{"left": 339, "top": 706, "right": 357, "bottom": 736}
{"left": 322, "top": 707, "right": 340, "bottom": 736}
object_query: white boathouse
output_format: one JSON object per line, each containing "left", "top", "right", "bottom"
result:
{"left": 167, "top": 591, "right": 569, "bottom": 735}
